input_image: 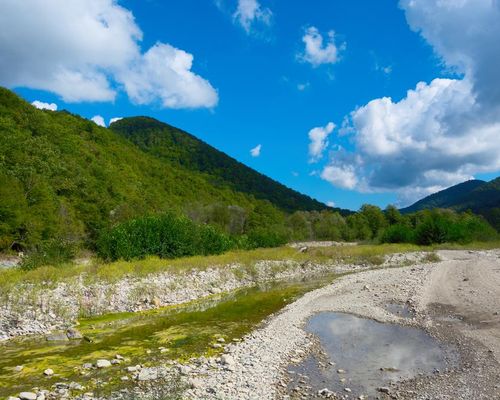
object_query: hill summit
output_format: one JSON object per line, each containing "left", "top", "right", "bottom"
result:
{"left": 0, "top": 87, "right": 339, "bottom": 251}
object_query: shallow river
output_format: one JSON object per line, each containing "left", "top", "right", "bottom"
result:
{"left": 0, "top": 275, "right": 338, "bottom": 397}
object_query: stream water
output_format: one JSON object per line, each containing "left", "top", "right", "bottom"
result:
{"left": 0, "top": 274, "right": 338, "bottom": 397}
{"left": 287, "top": 312, "right": 457, "bottom": 398}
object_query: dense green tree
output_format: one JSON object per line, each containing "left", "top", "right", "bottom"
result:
{"left": 359, "top": 204, "right": 387, "bottom": 238}
{"left": 385, "top": 205, "right": 403, "bottom": 225}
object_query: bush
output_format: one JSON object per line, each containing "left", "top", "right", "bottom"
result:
{"left": 245, "top": 227, "right": 289, "bottom": 249}
{"left": 21, "top": 239, "right": 77, "bottom": 270}
{"left": 414, "top": 214, "right": 450, "bottom": 245}
{"left": 380, "top": 209, "right": 497, "bottom": 246}
{"left": 97, "top": 213, "right": 235, "bottom": 261}
{"left": 380, "top": 224, "right": 415, "bottom": 243}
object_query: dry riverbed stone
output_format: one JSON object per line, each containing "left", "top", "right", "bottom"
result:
{"left": 96, "top": 359, "right": 112, "bottom": 368}
{"left": 19, "top": 393, "right": 37, "bottom": 400}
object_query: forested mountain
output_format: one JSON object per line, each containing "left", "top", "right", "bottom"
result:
{"left": 0, "top": 88, "right": 333, "bottom": 251}
{"left": 110, "top": 117, "right": 329, "bottom": 213}
{"left": 401, "top": 180, "right": 486, "bottom": 213}
{"left": 401, "top": 178, "right": 500, "bottom": 230}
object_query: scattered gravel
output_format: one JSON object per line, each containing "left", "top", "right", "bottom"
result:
{"left": 180, "top": 249, "right": 500, "bottom": 400}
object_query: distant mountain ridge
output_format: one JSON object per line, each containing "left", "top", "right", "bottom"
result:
{"left": 401, "top": 178, "right": 500, "bottom": 230}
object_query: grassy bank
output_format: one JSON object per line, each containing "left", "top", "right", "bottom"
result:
{"left": 2, "top": 241, "right": 499, "bottom": 293}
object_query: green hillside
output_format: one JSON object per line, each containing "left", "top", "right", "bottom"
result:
{"left": 0, "top": 88, "right": 330, "bottom": 252}
{"left": 400, "top": 180, "right": 486, "bottom": 213}
{"left": 401, "top": 178, "right": 500, "bottom": 230}
{"left": 110, "top": 116, "right": 331, "bottom": 213}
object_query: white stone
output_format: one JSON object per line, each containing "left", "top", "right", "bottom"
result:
{"left": 19, "top": 393, "right": 37, "bottom": 400}
{"left": 96, "top": 359, "right": 111, "bottom": 368}
{"left": 221, "top": 354, "right": 235, "bottom": 366}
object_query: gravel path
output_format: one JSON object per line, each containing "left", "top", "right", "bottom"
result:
{"left": 185, "top": 249, "right": 500, "bottom": 400}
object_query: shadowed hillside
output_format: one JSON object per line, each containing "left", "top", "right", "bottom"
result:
{"left": 110, "top": 116, "right": 337, "bottom": 213}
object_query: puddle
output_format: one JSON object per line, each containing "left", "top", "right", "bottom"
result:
{"left": 385, "top": 303, "right": 414, "bottom": 319}
{"left": 0, "top": 275, "right": 338, "bottom": 397}
{"left": 287, "top": 312, "right": 456, "bottom": 398}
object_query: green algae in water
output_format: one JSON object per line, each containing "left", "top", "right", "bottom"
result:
{"left": 0, "top": 275, "right": 336, "bottom": 397}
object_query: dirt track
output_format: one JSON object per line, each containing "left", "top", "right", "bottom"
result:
{"left": 401, "top": 250, "right": 500, "bottom": 399}
{"left": 420, "top": 250, "right": 500, "bottom": 362}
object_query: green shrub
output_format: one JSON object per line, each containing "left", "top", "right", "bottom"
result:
{"left": 245, "top": 227, "right": 289, "bottom": 249}
{"left": 414, "top": 214, "right": 449, "bottom": 245}
{"left": 21, "top": 239, "right": 77, "bottom": 270}
{"left": 381, "top": 209, "right": 497, "bottom": 246}
{"left": 97, "top": 213, "right": 235, "bottom": 261}
{"left": 380, "top": 224, "right": 415, "bottom": 243}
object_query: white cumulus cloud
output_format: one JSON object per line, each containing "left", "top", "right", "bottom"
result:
{"left": 250, "top": 144, "right": 262, "bottom": 157}
{"left": 91, "top": 115, "right": 106, "bottom": 127}
{"left": 321, "top": 165, "right": 358, "bottom": 190}
{"left": 233, "top": 0, "right": 272, "bottom": 33}
{"left": 320, "top": 0, "right": 500, "bottom": 204}
{"left": 31, "top": 100, "right": 57, "bottom": 111}
{"left": 308, "top": 122, "right": 335, "bottom": 163}
{"left": 326, "top": 201, "right": 336, "bottom": 207}
{"left": 118, "top": 43, "right": 218, "bottom": 109}
{"left": 299, "top": 26, "right": 344, "bottom": 67}
{"left": 0, "top": 0, "right": 218, "bottom": 108}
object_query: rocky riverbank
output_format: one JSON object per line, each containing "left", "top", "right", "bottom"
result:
{"left": 0, "top": 251, "right": 423, "bottom": 341}
{"left": 4, "top": 249, "right": 473, "bottom": 400}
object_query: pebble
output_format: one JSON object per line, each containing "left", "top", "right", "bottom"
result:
{"left": 43, "top": 369, "right": 54, "bottom": 376}
{"left": 96, "top": 359, "right": 111, "bottom": 368}
{"left": 19, "top": 393, "right": 37, "bottom": 400}
{"left": 137, "top": 368, "right": 158, "bottom": 381}
{"left": 66, "top": 328, "right": 83, "bottom": 340}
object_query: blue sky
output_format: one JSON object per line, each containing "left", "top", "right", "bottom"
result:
{"left": 3, "top": 0, "right": 500, "bottom": 211}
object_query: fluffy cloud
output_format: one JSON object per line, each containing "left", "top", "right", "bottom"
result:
{"left": 233, "top": 0, "right": 272, "bottom": 33}
{"left": 250, "top": 144, "right": 262, "bottom": 157}
{"left": 401, "top": 0, "right": 500, "bottom": 107}
{"left": 326, "top": 201, "right": 336, "bottom": 207}
{"left": 299, "top": 27, "right": 344, "bottom": 67}
{"left": 91, "top": 115, "right": 106, "bottom": 127}
{"left": 31, "top": 100, "right": 57, "bottom": 111}
{"left": 119, "top": 43, "right": 218, "bottom": 109}
{"left": 321, "top": 165, "right": 358, "bottom": 190}
{"left": 0, "top": 0, "right": 218, "bottom": 108}
{"left": 308, "top": 122, "right": 335, "bottom": 163}
{"left": 320, "top": 0, "right": 500, "bottom": 204}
